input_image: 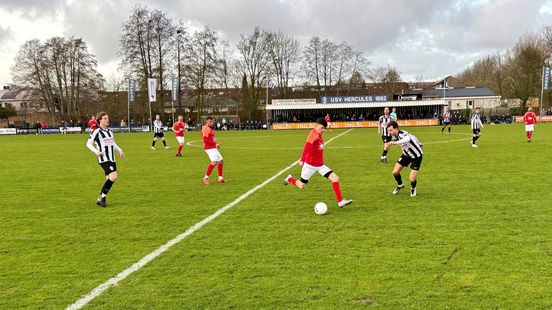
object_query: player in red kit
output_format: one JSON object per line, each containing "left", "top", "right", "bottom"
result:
{"left": 523, "top": 107, "right": 537, "bottom": 142}
{"left": 202, "top": 116, "right": 224, "bottom": 185}
{"left": 325, "top": 113, "right": 331, "bottom": 129}
{"left": 284, "top": 118, "right": 353, "bottom": 208}
{"left": 171, "top": 115, "right": 186, "bottom": 157}
{"left": 87, "top": 116, "right": 97, "bottom": 131}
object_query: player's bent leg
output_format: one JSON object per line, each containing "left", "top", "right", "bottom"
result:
{"left": 217, "top": 160, "right": 225, "bottom": 183}
{"left": 409, "top": 170, "right": 418, "bottom": 197}
{"left": 108, "top": 171, "right": 118, "bottom": 182}
{"left": 392, "top": 163, "right": 405, "bottom": 194}
{"left": 392, "top": 163, "right": 404, "bottom": 176}
{"left": 295, "top": 179, "right": 306, "bottom": 189}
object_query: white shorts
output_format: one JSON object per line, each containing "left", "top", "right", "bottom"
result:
{"left": 205, "top": 148, "right": 223, "bottom": 162}
{"left": 300, "top": 163, "right": 332, "bottom": 182}
{"left": 176, "top": 136, "right": 185, "bottom": 144}
{"left": 525, "top": 124, "right": 534, "bottom": 132}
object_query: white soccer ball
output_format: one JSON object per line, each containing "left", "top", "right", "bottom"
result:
{"left": 314, "top": 202, "right": 328, "bottom": 215}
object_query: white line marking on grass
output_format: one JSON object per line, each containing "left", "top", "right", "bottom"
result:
{"left": 66, "top": 129, "right": 353, "bottom": 310}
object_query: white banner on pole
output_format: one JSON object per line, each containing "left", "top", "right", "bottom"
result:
{"left": 148, "top": 78, "right": 157, "bottom": 102}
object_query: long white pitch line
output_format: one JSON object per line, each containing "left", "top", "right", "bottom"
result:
{"left": 66, "top": 128, "right": 353, "bottom": 310}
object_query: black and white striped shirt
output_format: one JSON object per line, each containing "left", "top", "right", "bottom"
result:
{"left": 443, "top": 111, "right": 450, "bottom": 122}
{"left": 394, "top": 130, "right": 423, "bottom": 159}
{"left": 87, "top": 127, "right": 121, "bottom": 163}
{"left": 471, "top": 114, "right": 483, "bottom": 130}
{"left": 379, "top": 115, "right": 391, "bottom": 136}
{"left": 153, "top": 120, "right": 163, "bottom": 133}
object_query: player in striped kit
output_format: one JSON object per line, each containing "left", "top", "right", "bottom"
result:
{"left": 523, "top": 107, "right": 537, "bottom": 142}
{"left": 441, "top": 108, "right": 452, "bottom": 135}
{"left": 86, "top": 112, "right": 124, "bottom": 207}
{"left": 378, "top": 107, "right": 393, "bottom": 163}
{"left": 283, "top": 118, "right": 353, "bottom": 208}
{"left": 384, "top": 121, "right": 423, "bottom": 197}
{"left": 471, "top": 107, "right": 484, "bottom": 148}
{"left": 151, "top": 115, "right": 169, "bottom": 150}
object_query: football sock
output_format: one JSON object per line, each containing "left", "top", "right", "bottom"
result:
{"left": 163, "top": 140, "right": 167, "bottom": 147}
{"left": 217, "top": 163, "right": 223, "bottom": 177}
{"left": 177, "top": 145, "right": 183, "bottom": 154}
{"left": 528, "top": 132, "right": 532, "bottom": 140}
{"left": 394, "top": 174, "right": 403, "bottom": 185}
{"left": 101, "top": 179, "right": 114, "bottom": 196}
{"left": 382, "top": 150, "right": 388, "bottom": 157}
{"left": 448, "top": 127, "right": 451, "bottom": 133}
{"left": 411, "top": 180, "right": 417, "bottom": 189}
{"left": 441, "top": 127, "right": 445, "bottom": 133}
{"left": 331, "top": 181, "right": 343, "bottom": 202}
{"left": 206, "top": 163, "right": 215, "bottom": 177}
{"left": 288, "top": 176, "right": 297, "bottom": 186}
{"left": 152, "top": 140, "right": 156, "bottom": 147}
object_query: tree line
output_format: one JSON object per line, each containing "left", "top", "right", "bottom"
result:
{"left": 11, "top": 5, "right": 402, "bottom": 122}
{"left": 456, "top": 26, "right": 552, "bottom": 112}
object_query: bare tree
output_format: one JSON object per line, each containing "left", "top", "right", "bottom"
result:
{"left": 237, "top": 27, "right": 270, "bottom": 120}
{"left": 11, "top": 37, "right": 103, "bottom": 119}
{"left": 502, "top": 33, "right": 548, "bottom": 111}
{"left": 302, "top": 36, "right": 323, "bottom": 93}
{"left": 265, "top": 31, "right": 300, "bottom": 96}
{"left": 149, "top": 9, "right": 176, "bottom": 114}
{"left": 214, "top": 40, "right": 234, "bottom": 90}
{"left": 183, "top": 26, "right": 218, "bottom": 122}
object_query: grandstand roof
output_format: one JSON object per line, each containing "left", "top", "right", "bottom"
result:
{"left": 266, "top": 99, "right": 447, "bottom": 110}
{"left": 423, "top": 87, "right": 496, "bottom": 98}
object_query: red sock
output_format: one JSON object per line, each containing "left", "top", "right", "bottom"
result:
{"left": 528, "top": 132, "right": 532, "bottom": 140}
{"left": 177, "top": 145, "right": 183, "bottom": 154}
{"left": 288, "top": 177, "right": 297, "bottom": 186}
{"left": 206, "top": 163, "right": 215, "bottom": 176}
{"left": 217, "top": 163, "right": 223, "bottom": 177}
{"left": 332, "top": 181, "right": 343, "bottom": 202}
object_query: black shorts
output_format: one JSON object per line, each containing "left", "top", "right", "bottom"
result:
{"left": 397, "top": 155, "right": 422, "bottom": 171}
{"left": 99, "top": 162, "right": 117, "bottom": 175}
{"left": 154, "top": 132, "right": 164, "bottom": 138}
{"left": 472, "top": 129, "right": 481, "bottom": 135}
{"left": 444, "top": 121, "right": 451, "bottom": 125}
{"left": 382, "top": 135, "right": 392, "bottom": 143}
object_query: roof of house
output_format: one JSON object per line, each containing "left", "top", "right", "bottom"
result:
{"left": 0, "top": 87, "right": 30, "bottom": 100}
{"left": 423, "top": 87, "right": 496, "bottom": 98}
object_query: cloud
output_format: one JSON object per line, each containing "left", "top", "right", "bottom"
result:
{"left": 1, "top": 0, "right": 552, "bottom": 85}
{"left": 0, "top": 25, "right": 13, "bottom": 43}
{"left": 62, "top": 0, "right": 130, "bottom": 64}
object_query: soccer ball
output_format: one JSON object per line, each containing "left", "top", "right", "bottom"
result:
{"left": 314, "top": 202, "right": 328, "bottom": 215}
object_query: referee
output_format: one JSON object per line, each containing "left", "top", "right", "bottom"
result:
{"left": 86, "top": 112, "right": 124, "bottom": 207}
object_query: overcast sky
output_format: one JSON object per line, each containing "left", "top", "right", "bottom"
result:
{"left": 1, "top": 0, "right": 552, "bottom": 86}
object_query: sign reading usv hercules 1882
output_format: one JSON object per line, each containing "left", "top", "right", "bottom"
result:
{"left": 320, "top": 95, "right": 388, "bottom": 104}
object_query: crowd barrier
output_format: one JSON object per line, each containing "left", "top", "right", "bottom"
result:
{"left": 272, "top": 119, "right": 438, "bottom": 130}
{"left": 514, "top": 116, "right": 552, "bottom": 123}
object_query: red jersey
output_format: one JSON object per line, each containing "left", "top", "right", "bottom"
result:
{"left": 523, "top": 112, "right": 537, "bottom": 125}
{"left": 325, "top": 115, "right": 331, "bottom": 122}
{"left": 88, "top": 119, "right": 97, "bottom": 130}
{"left": 301, "top": 128, "right": 324, "bottom": 166}
{"left": 173, "top": 121, "right": 185, "bottom": 137}
{"left": 202, "top": 125, "right": 217, "bottom": 150}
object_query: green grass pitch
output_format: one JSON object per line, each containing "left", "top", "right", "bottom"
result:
{"left": 1, "top": 123, "right": 552, "bottom": 309}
